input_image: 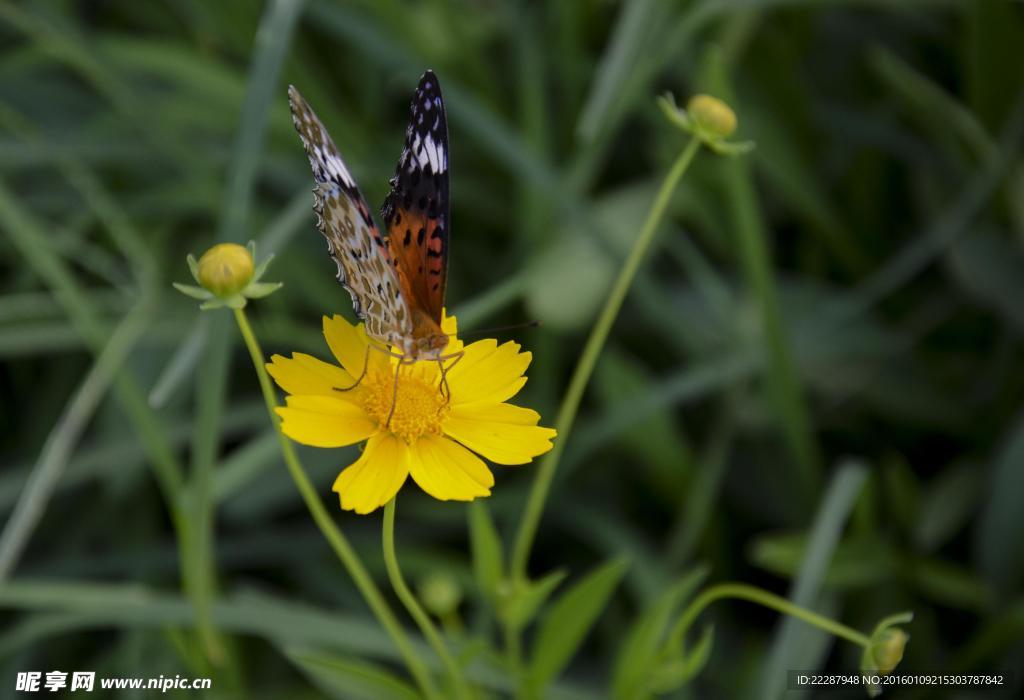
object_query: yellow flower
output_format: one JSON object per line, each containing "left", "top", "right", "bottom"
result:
{"left": 267, "top": 312, "right": 556, "bottom": 514}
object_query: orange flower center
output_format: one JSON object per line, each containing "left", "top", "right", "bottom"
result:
{"left": 361, "top": 366, "right": 449, "bottom": 443}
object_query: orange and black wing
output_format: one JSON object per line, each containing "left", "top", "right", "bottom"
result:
{"left": 380, "top": 70, "right": 450, "bottom": 324}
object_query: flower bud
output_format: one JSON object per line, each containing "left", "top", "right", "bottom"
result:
{"left": 687, "top": 94, "right": 737, "bottom": 139}
{"left": 418, "top": 572, "right": 462, "bottom": 617}
{"left": 869, "top": 628, "right": 908, "bottom": 675}
{"left": 197, "top": 243, "right": 254, "bottom": 298}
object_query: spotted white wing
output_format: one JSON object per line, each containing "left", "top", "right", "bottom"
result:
{"left": 288, "top": 85, "right": 414, "bottom": 345}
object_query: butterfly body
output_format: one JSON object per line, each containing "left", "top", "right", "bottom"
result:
{"left": 289, "top": 71, "right": 451, "bottom": 362}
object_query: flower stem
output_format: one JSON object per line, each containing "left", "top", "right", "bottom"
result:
{"left": 504, "top": 621, "right": 523, "bottom": 694}
{"left": 232, "top": 308, "right": 441, "bottom": 700}
{"left": 383, "top": 498, "right": 470, "bottom": 699}
{"left": 665, "top": 583, "right": 871, "bottom": 655}
{"left": 510, "top": 135, "right": 703, "bottom": 581}
{"left": 188, "top": 318, "right": 231, "bottom": 666}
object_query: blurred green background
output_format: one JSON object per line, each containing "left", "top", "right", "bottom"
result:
{"left": 2, "top": 0, "right": 1024, "bottom": 697}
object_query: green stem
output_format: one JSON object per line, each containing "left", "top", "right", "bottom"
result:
{"left": 504, "top": 622, "right": 523, "bottom": 697}
{"left": 232, "top": 307, "right": 441, "bottom": 700}
{"left": 383, "top": 498, "right": 470, "bottom": 700}
{"left": 666, "top": 583, "right": 871, "bottom": 654}
{"left": 510, "top": 135, "right": 703, "bottom": 581}
{"left": 188, "top": 319, "right": 231, "bottom": 666}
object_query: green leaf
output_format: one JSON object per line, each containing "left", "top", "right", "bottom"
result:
{"left": 499, "top": 569, "right": 566, "bottom": 630}
{"left": 186, "top": 253, "right": 200, "bottom": 280}
{"left": 649, "top": 624, "right": 714, "bottom": 694}
{"left": 285, "top": 648, "right": 420, "bottom": 700}
{"left": 656, "top": 92, "right": 692, "bottom": 132}
{"left": 882, "top": 457, "right": 920, "bottom": 536}
{"left": 528, "top": 558, "right": 629, "bottom": 692}
{"left": 978, "top": 410, "right": 1024, "bottom": 594}
{"left": 251, "top": 250, "right": 276, "bottom": 281}
{"left": 914, "top": 463, "right": 983, "bottom": 552}
{"left": 171, "top": 283, "right": 212, "bottom": 300}
{"left": 244, "top": 281, "right": 283, "bottom": 298}
{"left": 907, "top": 557, "right": 992, "bottom": 611}
{"left": 749, "top": 532, "right": 895, "bottom": 589}
{"left": 611, "top": 566, "right": 708, "bottom": 700}
{"left": 198, "top": 298, "right": 229, "bottom": 311}
{"left": 468, "top": 501, "right": 503, "bottom": 604}
{"left": 525, "top": 183, "right": 654, "bottom": 330}
{"left": 948, "top": 231, "right": 1024, "bottom": 332}
{"left": 708, "top": 139, "right": 755, "bottom": 156}
{"left": 594, "top": 349, "right": 692, "bottom": 499}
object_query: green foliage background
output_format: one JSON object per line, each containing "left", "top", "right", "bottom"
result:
{"left": 1, "top": 0, "right": 1023, "bottom": 697}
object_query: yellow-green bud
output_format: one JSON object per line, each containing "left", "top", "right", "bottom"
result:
{"left": 869, "top": 628, "right": 908, "bottom": 675}
{"left": 197, "top": 243, "right": 254, "bottom": 297}
{"left": 687, "top": 94, "right": 737, "bottom": 138}
{"left": 418, "top": 572, "right": 462, "bottom": 617}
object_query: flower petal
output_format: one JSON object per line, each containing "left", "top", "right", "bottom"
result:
{"left": 409, "top": 435, "right": 493, "bottom": 501}
{"left": 323, "top": 315, "right": 388, "bottom": 377}
{"left": 333, "top": 433, "right": 410, "bottom": 513}
{"left": 275, "top": 395, "right": 376, "bottom": 447}
{"left": 266, "top": 352, "right": 355, "bottom": 396}
{"left": 447, "top": 339, "right": 532, "bottom": 406}
{"left": 441, "top": 309, "right": 463, "bottom": 353}
{"left": 444, "top": 403, "right": 557, "bottom": 465}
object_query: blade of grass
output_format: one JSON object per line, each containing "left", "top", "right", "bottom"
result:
{"left": 977, "top": 408, "right": 1024, "bottom": 595}
{"left": 707, "top": 52, "right": 821, "bottom": 504}
{"left": 756, "top": 460, "right": 868, "bottom": 700}
{"left": 561, "top": 351, "right": 758, "bottom": 479}
{"left": 514, "top": 5, "right": 552, "bottom": 251}
{"left": 829, "top": 96, "right": 1024, "bottom": 323}
{"left": 952, "top": 598, "right": 1024, "bottom": 673}
{"left": 219, "top": 0, "right": 304, "bottom": 243}
{"left": 0, "top": 2, "right": 206, "bottom": 172}
{"left": 258, "top": 189, "right": 315, "bottom": 254}
{"left": 575, "top": 0, "right": 668, "bottom": 145}
{"left": 0, "top": 2, "right": 134, "bottom": 115}
{"left": 452, "top": 273, "right": 528, "bottom": 330}
{"left": 665, "top": 400, "right": 737, "bottom": 565}
{"left": 0, "top": 181, "right": 185, "bottom": 511}
{"left": 0, "top": 297, "right": 152, "bottom": 578}
{"left": 0, "top": 404, "right": 267, "bottom": 517}
{"left": 869, "top": 46, "right": 995, "bottom": 163}
{"left": 0, "top": 289, "right": 131, "bottom": 323}
{"left": 211, "top": 431, "right": 280, "bottom": 504}
{"left": 148, "top": 318, "right": 208, "bottom": 408}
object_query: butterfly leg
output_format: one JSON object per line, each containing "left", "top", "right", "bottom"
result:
{"left": 333, "top": 344, "right": 372, "bottom": 392}
{"left": 436, "top": 351, "right": 464, "bottom": 404}
{"left": 385, "top": 357, "right": 410, "bottom": 428}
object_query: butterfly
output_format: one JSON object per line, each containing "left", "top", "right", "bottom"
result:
{"left": 288, "top": 71, "right": 458, "bottom": 409}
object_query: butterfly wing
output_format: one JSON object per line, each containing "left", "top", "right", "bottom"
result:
{"left": 288, "top": 86, "right": 414, "bottom": 346}
{"left": 380, "top": 70, "right": 450, "bottom": 325}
